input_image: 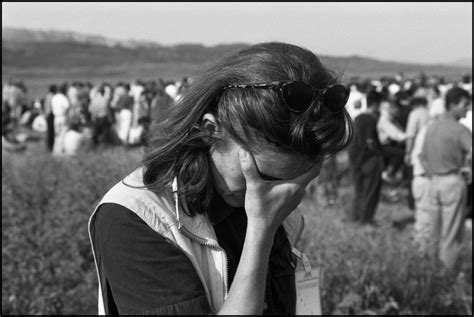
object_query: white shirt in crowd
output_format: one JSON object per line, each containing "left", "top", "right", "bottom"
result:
{"left": 63, "top": 130, "right": 84, "bottom": 156}
{"left": 377, "top": 102, "right": 407, "bottom": 144}
{"left": 428, "top": 97, "right": 445, "bottom": 118}
{"left": 130, "top": 83, "right": 144, "bottom": 105}
{"left": 32, "top": 114, "right": 48, "bottom": 133}
{"left": 165, "top": 84, "right": 178, "bottom": 101}
{"left": 345, "top": 86, "right": 367, "bottom": 120}
{"left": 411, "top": 124, "right": 429, "bottom": 177}
{"left": 459, "top": 110, "right": 472, "bottom": 132}
{"left": 51, "top": 93, "right": 70, "bottom": 117}
{"left": 388, "top": 83, "right": 401, "bottom": 96}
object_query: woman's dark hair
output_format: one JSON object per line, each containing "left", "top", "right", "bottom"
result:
{"left": 142, "top": 42, "right": 353, "bottom": 216}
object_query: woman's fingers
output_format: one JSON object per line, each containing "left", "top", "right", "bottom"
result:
{"left": 238, "top": 148, "right": 262, "bottom": 187}
{"left": 288, "top": 163, "right": 322, "bottom": 188}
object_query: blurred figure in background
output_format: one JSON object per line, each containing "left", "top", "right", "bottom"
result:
{"left": 377, "top": 99, "right": 408, "bottom": 184}
{"left": 175, "top": 76, "right": 190, "bottom": 102}
{"left": 393, "top": 90, "right": 412, "bottom": 130}
{"left": 51, "top": 83, "right": 71, "bottom": 155}
{"left": 112, "top": 82, "right": 134, "bottom": 145}
{"left": 31, "top": 99, "right": 48, "bottom": 135}
{"left": 319, "top": 155, "right": 339, "bottom": 206}
{"left": 80, "top": 82, "right": 93, "bottom": 125}
{"left": 44, "top": 84, "right": 56, "bottom": 152}
{"left": 111, "top": 82, "right": 128, "bottom": 137}
{"left": 401, "top": 97, "right": 430, "bottom": 210}
{"left": 150, "top": 83, "right": 174, "bottom": 125}
{"left": 347, "top": 90, "right": 384, "bottom": 225}
{"left": 345, "top": 82, "right": 367, "bottom": 120}
{"left": 137, "top": 86, "right": 154, "bottom": 134}
{"left": 458, "top": 88, "right": 472, "bottom": 222}
{"left": 89, "top": 83, "right": 113, "bottom": 147}
{"left": 62, "top": 116, "right": 87, "bottom": 156}
{"left": 419, "top": 86, "right": 472, "bottom": 271}
{"left": 9, "top": 81, "right": 28, "bottom": 128}
{"left": 164, "top": 81, "right": 178, "bottom": 102}
{"left": 128, "top": 80, "right": 146, "bottom": 145}
{"left": 405, "top": 97, "right": 430, "bottom": 167}
{"left": 460, "top": 74, "right": 472, "bottom": 94}
{"left": 67, "top": 82, "right": 81, "bottom": 123}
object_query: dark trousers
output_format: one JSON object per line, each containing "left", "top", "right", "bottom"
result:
{"left": 350, "top": 156, "right": 384, "bottom": 223}
{"left": 381, "top": 142, "right": 405, "bottom": 175}
{"left": 404, "top": 164, "right": 415, "bottom": 210}
{"left": 92, "top": 116, "right": 112, "bottom": 146}
{"left": 46, "top": 113, "right": 55, "bottom": 152}
{"left": 320, "top": 155, "right": 339, "bottom": 201}
{"left": 468, "top": 183, "right": 472, "bottom": 219}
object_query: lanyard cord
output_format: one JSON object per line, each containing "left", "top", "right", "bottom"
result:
{"left": 172, "top": 177, "right": 183, "bottom": 229}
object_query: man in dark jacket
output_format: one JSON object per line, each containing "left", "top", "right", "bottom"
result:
{"left": 347, "top": 90, "right": 385, "bottom": 225}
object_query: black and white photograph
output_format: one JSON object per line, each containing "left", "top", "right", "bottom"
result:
{"left": 2, "top": 2, "right": 472, "bottom": 315}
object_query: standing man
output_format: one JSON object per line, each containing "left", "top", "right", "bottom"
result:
{"left": 420, "top": 86, "right": 472, "bottom": 270}
{"left": 410, "top": 106, "right": 445, "bottom": 252}
{"left": 404, "top": 97, "right": 430, "bottom": 210}
{"left": 44, "top": 84, "right": 57, "bottom": 152}
{"left": 404, "top": 97, "right": 430, "bottom": 166}
{"left": 51, "top": 83, "right": 70, "bottom": 155}
{"left": 89, "top": 83, "right": 112, "bottom": 147}
{"left": 348, "top": 90, "right": 385, "bottom": 225}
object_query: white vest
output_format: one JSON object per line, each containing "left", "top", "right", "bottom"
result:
{"left": 88, "top": 167, "right": 305, "bottom": 314}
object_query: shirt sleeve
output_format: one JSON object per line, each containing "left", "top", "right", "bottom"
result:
{"left": 459, "top": 125, "right": 473, "bottom": 155}
{"left": 378, "top": 114, "right": 407, "bottom": 142}
{"left": 93, "top": 203, "right": 212, "bottom": 315}
{"left": 405, "top": 111, "right": 418, "bottom": 139}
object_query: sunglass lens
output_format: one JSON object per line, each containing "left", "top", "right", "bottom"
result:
{"left": 282, "top": 82, "right": 314, "bottom": 112}
{"left": 324, "top": 85, "right": 349, "bottom": 112}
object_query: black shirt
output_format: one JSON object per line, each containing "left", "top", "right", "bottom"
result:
{"left": 92, "top": 193, "right": 296, "bottom": 315}
{"left": 348, "top": 112, "right": 383, "bottom": 167}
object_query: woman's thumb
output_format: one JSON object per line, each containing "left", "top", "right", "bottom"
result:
{"left": 238, "top": 148, "right": 260, "bottom": 182}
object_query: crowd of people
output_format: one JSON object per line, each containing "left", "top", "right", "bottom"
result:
{"left": 2, "top": 77, "right": 191, "bottom": 155}
{"left": 3, "top": 70, "right": 472, "bottom": 272}
{"left": 341, "top": 72, "right": 472, "bottom": 271}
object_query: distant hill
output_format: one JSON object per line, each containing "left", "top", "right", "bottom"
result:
{"left": 447, "top": 58, "right": 472, "bottom": 68}
{"left": 2, "top": 27, "right": 125, "bottom": 47}
{"left": 2, "top": 27, "right": 250, "bottom": 67}
{"left": 2, "top": 27, "right": 471, "bottom": 83}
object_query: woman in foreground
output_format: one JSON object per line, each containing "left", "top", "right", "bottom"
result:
{"left": 89, "top": 42, "right": 352, "bottom": 315}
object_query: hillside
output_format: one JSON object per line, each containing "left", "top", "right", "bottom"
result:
{"left": 2, "top": 27, "right": 471, "bottom": 99}
{"left": 2, "top": 27, "right": 250, "bottom": 67}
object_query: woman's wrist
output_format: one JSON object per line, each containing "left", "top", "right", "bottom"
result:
{"left": 246, "top": 220, "right": 277, "bottom": 245}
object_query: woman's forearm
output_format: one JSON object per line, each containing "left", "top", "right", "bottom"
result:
{"left": 217, "top": 223, "right": 275, "bottom": 315}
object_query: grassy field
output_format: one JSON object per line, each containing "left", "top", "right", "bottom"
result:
{"left": 2, "top": 140, "right": 472, "bottom": 315}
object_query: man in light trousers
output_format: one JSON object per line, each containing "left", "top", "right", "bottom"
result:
{"left": 419, "top": 86, "right": 472, "bottom": 271}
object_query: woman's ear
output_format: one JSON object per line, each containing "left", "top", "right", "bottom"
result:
{"left": 201, "top": 113, "right": 220, "bottom": 135}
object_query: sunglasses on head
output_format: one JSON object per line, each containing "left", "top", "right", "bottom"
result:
{"left": 221, "top": 81, "right": 350, "bottom": 114}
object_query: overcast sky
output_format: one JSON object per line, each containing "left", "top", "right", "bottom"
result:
{"left": 2, "top": 2, "right": 472, "bottom": 64}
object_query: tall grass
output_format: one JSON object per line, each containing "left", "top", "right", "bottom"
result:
{"left": 297, "top": 161, "right": 472, "bottom": 315}
{"left": 2, "top": 143, "right": 472, "bottom": 314}
{"left": 2, "top": 143, "right": 141, "bottom": 314}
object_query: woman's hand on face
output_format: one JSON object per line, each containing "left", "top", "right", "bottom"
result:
{"left": 238, "top": 148, "right": 320, "bottom": 236}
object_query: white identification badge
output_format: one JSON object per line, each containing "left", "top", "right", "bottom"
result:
{"left": 292, "top": 248, "right": 322, "bottom": 315}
